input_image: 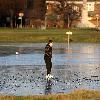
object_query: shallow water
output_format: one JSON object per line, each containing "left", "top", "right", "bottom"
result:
{"left": 0, "top": 43, "right": 100, "bottom": 95}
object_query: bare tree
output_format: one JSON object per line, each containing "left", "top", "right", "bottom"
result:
{"left": 55, "top": 0, "right": 81, "bottom": 27}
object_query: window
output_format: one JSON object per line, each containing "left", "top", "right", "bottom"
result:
{"left": 87, "top": 2, "right": 94, "bottom": 11}
{"left": 73, "top": 6, "right": 79, "bottom": 12}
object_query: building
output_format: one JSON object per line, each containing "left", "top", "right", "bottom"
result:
{"left": 46, "top": 0, "right": 100, "bottom": 27}
{"left": 0, "top": 0, "right": 100, "bottom": 27}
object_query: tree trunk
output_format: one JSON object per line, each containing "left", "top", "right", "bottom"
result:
{"left": 33, "top": 0, "right": 46, "bottom": 20}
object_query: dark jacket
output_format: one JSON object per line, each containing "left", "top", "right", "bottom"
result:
{"left": 44, "top": 43, "right": 52, "bottom": 60}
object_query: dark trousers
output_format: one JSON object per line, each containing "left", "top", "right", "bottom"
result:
{"left": 45, "top": 57, "right": 52, "bottom": 75}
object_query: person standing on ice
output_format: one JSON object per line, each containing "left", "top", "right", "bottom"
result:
{"left": 44, "top": 40, "right": 53, "bottom": 79}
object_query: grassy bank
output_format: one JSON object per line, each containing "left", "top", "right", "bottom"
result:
{"left": 0, "top": 28, "right": 100, "bottom": 43}
{"left": 0, "top": 90, "right": 100, "bottom": 100}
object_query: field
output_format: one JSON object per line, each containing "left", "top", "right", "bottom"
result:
{"left": 0, "top": 28, "right": 100, "bottom": 43}
{"left": 0, "top": 90, "right": 100, "bottom": 100}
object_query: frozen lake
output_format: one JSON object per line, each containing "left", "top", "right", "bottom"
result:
{"left": 0, "top": 43, "right": 100, "bottom": 95}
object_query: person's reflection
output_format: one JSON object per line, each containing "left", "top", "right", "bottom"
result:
{"left": 45, "top": 80, "right": 52, "bottom": 95}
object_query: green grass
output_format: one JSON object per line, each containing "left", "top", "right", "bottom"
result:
{"left": 0, "top": 90, "right": 100, "bottom": 100}
{"left": 0, "top": 28, "right": 100, "bottom": 43}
